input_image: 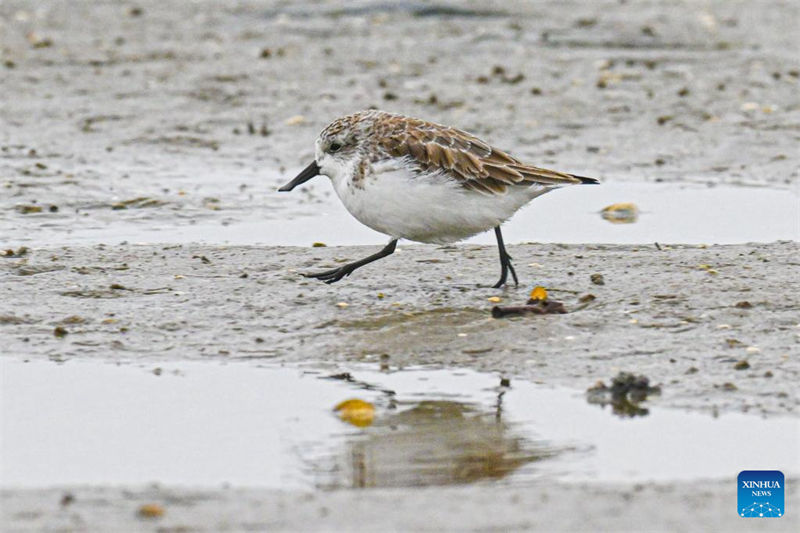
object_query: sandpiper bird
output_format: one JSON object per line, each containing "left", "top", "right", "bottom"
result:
{"left": 279, "top": 110, "right": 598, "bottom": 287}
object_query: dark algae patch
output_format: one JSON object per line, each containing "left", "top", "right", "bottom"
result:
{"left": 586, "top": 372, "right": 662, "bottom": 418}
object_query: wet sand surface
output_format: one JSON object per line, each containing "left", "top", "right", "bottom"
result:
{"left": 2, "top": 242, "right": 800, "bottom": 529}
{"left": 1, "top": 0, "right": 799, "bottom": 240}
{"left": 2, "top": 242, "right": 799, "bottom": 415}
{"left": 4, "top": 481, "right": 799, "bottom": 532}
{"left": 2, "top": 0, "right": 799, "bottom": 531}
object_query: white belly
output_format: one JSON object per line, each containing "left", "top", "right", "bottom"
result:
{"left": 331, "top": 165, "right": 552, "bottom": 244}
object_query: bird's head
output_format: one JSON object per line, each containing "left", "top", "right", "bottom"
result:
{"left": 278, "top": 111, "right": 380, "bottom": 192}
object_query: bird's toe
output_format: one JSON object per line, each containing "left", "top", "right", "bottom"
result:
{"left": 303, "top": 266, "right": 350, "bottom": 283}
{"left": 303, "top": 268, "right": 338, "bottom": 280}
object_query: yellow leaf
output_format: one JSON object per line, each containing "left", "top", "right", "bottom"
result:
{"left": 529, "top": 286, "right": 548, "bottom": 301}
{"left": 334, "top": 398, "right": 375, "bottom": 427}
{"left": 600, "top": 202, "right": 638, "bottom": 224}
{"left": 138, "top": 503, "right": 165, "bottom": 518}
{"left": 487, "top": 296, "right": 501, "bottom": 303}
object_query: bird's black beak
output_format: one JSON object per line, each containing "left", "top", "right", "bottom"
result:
{"left": 278, "top": 161, "right": 320, "bottom": 192}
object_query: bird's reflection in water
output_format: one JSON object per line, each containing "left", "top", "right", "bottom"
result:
{"left": 318, "top": 395, "right": 559, "bottom": 489}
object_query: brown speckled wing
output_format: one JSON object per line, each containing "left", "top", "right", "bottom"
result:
{"left": 376, "top": 115, "right": 582, "bottom": 195}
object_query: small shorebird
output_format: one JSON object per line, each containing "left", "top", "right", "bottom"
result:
{"left": 280, "top": 110, "right": 598, "bottom": 287}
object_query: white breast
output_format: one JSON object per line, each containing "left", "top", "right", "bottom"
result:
{"left": 330, "top": 160, "right": 552, "bottom": 244}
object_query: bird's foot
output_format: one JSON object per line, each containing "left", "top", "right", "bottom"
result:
{"left": 302, "top": 265, "right": 355, "bottom": 284}
{"left": 493, "top": 254, "right": 519, "bottom": 288}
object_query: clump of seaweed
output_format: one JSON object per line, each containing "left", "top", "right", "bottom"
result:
{"left": 586, "top": 372, "right": 661, "bottom": 417}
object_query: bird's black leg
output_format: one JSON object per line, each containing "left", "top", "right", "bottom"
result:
{"left": 304, "top": 239, "right": 398, "bottom": 284}
{"left": 492, "top": 226, "right": 518, "bottom": 288}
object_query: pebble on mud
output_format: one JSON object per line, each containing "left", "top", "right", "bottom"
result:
{"left": 27, "top": 33, "right": 53, "bottom": 48}
{"left": 1, "top": 247, "right": 30, "bottom": 258}
{"left": 734, "top": 360, "right": 750, "bottom": 370}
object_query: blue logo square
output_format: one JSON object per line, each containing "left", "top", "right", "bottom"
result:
{"left": 738, "top": 470, "right": 784, "bottom": 518}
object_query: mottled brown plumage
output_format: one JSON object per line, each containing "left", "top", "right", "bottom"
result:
{"left": 336, "top": 111, "right": 588, "bottom": 195}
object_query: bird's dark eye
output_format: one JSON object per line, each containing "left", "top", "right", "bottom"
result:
{"left": 329, "top": 142, "right": 342, "bottom": 153}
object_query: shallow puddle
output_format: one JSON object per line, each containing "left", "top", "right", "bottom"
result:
{"left": 1, "top": 359, "right": 797, "bottom": 488}
{"left": 4, "top": 182, "right": 798, "bottom": 247}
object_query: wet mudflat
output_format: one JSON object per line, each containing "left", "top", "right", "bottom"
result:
{"left": 2, "top": 241, "right": 798, "bottom": 530}
{"left": 2, "top": 241, "right": 798, "bottom": 416}
{"left": 2, "top": 0, "right": 799, "bottom": 239}
{"left": 2, "top": 0, "right": 800, "bottom": 530}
